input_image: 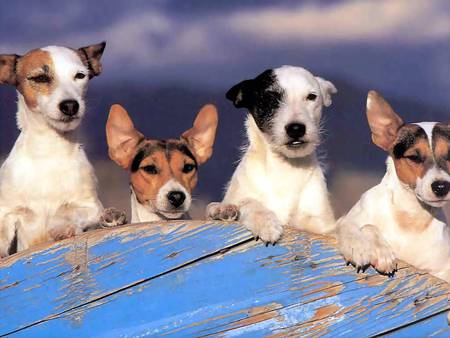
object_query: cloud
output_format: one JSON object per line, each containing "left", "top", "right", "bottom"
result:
{"left": 226, "top": 0, "right": 450, "bottom": 44}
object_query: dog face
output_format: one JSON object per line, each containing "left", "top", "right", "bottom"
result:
{"left": 0, "top": 42, "right": 105, "bottom": 132}
{"left": 226, "top": 66, "right": 337, "bottom": 158}
{"left": 106, "top": 104, "right": 218, "bottom": 219}
{"left": 366, "top": 91, "right": 450, "bottom": 208}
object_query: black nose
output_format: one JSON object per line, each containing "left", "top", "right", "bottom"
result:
{"left": 167, "top": 191, "right": 186, "bottom": 208}
{"left": 285, "top": 123, "right": 306, "bottom": 139}
{"left": 59, "top": 100, "right": 79, "bottom": 117}
{"left": 431, "top": 181, "right": 450, "bottom": 198}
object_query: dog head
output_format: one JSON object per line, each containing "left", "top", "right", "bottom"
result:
{"left": 226, "top": 65, "right": 337, "bottom": 158}
{"left": 106, "top": 104, "right": 218, "bottom": 219}
{"left": 0, "top": 42, "right": 106, "bottom": 132}
{"left": 366, "top": 91, "right": 450, "bottom": 208}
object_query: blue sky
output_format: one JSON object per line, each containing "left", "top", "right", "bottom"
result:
{"left": 1, "top": 0, "right": 450, "bottom": 109}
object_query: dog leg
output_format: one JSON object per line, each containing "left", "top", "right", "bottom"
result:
{"left": 48, "top": 200, "right": 102, "bottom": 240}
{"left": 1, "top": 208, "right": 38, "bottom": 255}
{"left": 206, "top": 202, "right": 240, "bottom": 221}
{"left": 238, "top": 198, "right": 283, "bottom": 245}
{"left": 0, "top": 213, "right": 19, "bottom": 257}
{"left": 337, "top": 221, "right": 397, "bottom": 274}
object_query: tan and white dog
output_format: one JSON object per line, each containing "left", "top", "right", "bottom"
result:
{"left": 0, "top": 42, "right": 108, "bottom": 256}
{"left": 208, "top": 66, "right": 337, "bottom": 244}
{"left": 337, "top": 91, "right": 450, "bottom": 281}
{"left": 106, "top": 104, "right": 218, "bottom": 223}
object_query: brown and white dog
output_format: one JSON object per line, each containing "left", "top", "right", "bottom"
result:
{"left": 337, "top": 91, "right": 450, "bottom": 281}
{"left": 106, "top": 104, "right": 218, "bottom": 223}
{"left": 0, "top": 42, "right": 112, "bottom": 256}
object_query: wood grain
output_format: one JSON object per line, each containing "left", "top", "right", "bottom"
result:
{"left": 1, "top": 223, "right": 448, "bottom": 337}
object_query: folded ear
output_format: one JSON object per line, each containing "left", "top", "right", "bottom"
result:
{"left": 78, "top": 41, "right": 106, "bottom": 79}
{"left": 366, "top": 90, "right": 404, "bottom": 151}
{"left": 315, "top": 77, "right": 337, "bottom": 107}
{"left": 181, "top": 104, "right": 219, "bottom": 165}
{"left": 106, "top": 104, "right": 144, "bottom": 169}
{"left": 226, "top": 79, "right": 254, "bottom": 108}
{"left": 0, "top": 54, "right": 20, "bottom": 86}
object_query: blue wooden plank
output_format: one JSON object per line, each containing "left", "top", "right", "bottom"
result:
{"left": 0, "top": 221, "right": 252, "bottom": 335}
{"left": 382, "top": 311, "right": 450, "bottom": 337}
{"left": 11, "top": 228, "right": 450, "bottom": 337}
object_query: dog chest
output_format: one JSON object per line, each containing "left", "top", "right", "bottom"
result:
{"left": 0, "top": 144, "right": 96, "bottom": 205}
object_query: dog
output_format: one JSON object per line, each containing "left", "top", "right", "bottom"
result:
{"left": 0, "top": 42, "right": 117, "bottom": 256}
{"left": 337, "top": 91, "right": 450, "bottom": 281}
{"left": 207, "top": 66, "right": 337, "bottom": 244}
{"left": 106, "top": 103, "right": 218, "bottom": 223}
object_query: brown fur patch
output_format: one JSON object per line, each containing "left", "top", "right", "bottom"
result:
{"left": 130, "top": 140, "right": 198, "bottom": 204}
{"left": 15, "top": 49, "right": 56, "bottom": 108}
{"left": 433, "top": 123, "right": 450, "bottom": 173}
{"left": 391, "top": 125, "right": 432, "bottom": 186}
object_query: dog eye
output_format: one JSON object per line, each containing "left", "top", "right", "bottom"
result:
{"left": 405, "top": 154, "right": 424, "bottom": 164}
{"left": 182, "top": 163, "right": 196, "bottom": 174}
{"left": 28, "top": 74, "right": 51, "bottom": 84}
{"left": 75, "top": 72, "right": 86, "bottom": 80}
{"left": 306, "top": 93, "right": 317, "bottom": 101}
{"left": 142, "top": 165, "right": 158, "bottom": 174}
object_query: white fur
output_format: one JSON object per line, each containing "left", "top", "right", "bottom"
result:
{"left": 131, "top": 180, "right": 191, "bottom": 223}
{"left": 337, "top": 157, "right": 450, "bottom": 281}
{"left": 0, "top": 47, "right": 102, "bottom": 256}
{"left": 210, "top": 66, "right": 337, "bottom": 243}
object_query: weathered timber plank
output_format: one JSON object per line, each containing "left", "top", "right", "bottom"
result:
{"left": 10, "top": 227, "right": 450, "bottom": 337}
{"left": 381, "top": 310, "right": 450, "bottom": 337}
{"left": 0, "top": 221, "right": 252, "bottom": 335}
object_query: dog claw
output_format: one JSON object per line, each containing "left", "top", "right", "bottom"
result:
{"left": 255, "top": 236, "right": 259, "bottom": 241}
{"left": 265, "top": 242, "right": 269, "bottom": 247}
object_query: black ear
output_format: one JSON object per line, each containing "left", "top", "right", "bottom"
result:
{"left": 77, "top": 41, "right": 106, "bottom": 79}
{"left": 226, "top": 79, "right": 254, "bottom": 108}
{"left": 0, "top": 54, "right": 20, "bottom": 86}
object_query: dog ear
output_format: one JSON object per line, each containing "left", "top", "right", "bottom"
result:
{"left": 226, "top": 80, "right": 254, "bottom": 108}
{"left": 366, "top": 90, "right": 404, "bottom": 151}
{"left": 316, "top": 77, "right": 337, "bottom": 107}
{"left": 0, "top": 54, "right": 20, "bottom": 86}
{"left": 78, "top": 41, "right": 106, "bottom": 79}
{"left": 181, "top": 104, "right": 219, "bottom": 165}
{"left": 106, "top": 104, "right": 144, "bottom": 169}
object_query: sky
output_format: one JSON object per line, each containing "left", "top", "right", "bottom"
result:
{"left": 1, "top": 0, "right": 450, "bottom": 108}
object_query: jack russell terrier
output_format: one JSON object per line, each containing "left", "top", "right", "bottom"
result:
{"left": 106, "top": 103, "right": 218, "bottom": 223}
{"left": 208, "top": 66, "right": 337, "bottom": 244}
{"left": 337, "top": 91, "right": 450, "bottom": 281}
{"left": 0, "top": 42, "right": 120, "bottom": 257}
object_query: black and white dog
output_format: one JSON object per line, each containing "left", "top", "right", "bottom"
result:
{"left": 208, "top": 66, "right": 337, "bottom": 244}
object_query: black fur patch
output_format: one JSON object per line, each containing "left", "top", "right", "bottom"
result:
{"left": 131, "top": 141, "right": 197, "bottom": 172}
{"left": 226, "top": 69, "right": 284, "bottom": 133}
{"left": 393, "top": 127, "right": 427, "bottom": 159}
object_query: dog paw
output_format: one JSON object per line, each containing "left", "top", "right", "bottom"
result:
{"left": 339, "top": 237, "right": 371, "bottom": 272}
{"left": 363, "top": 225, "right": 397, "bottom": 275}
{"left": 245, "top": 211, "right": 283, "bottom": 245}
{"left": 99, "top": 208, "right": 127, "bottom": 228}
{"left": 206, "top": 202, "right": 240, "bottom": 221}
{"left": 49, "top": 225, "right": 77, "bottom": 241}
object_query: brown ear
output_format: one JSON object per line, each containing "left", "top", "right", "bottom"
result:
{"left": 78, "top": 41, "right": 106, "bottom": 78}
{"left": 366, "top": 90, "right": 404, "bottom": 151}
{"left": 181, "top": 104, "right": 219, "bottom": 165}
{"left": 0, "top": 54, "right": 20, "bottom": 86}
{"left": 106, "top": 104, "right": 144, "bottom": 169}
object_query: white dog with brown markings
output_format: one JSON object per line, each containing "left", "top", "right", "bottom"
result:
{"left": 106, "top": 104, "right": 218, "bottom": 223}
{"left": 208, "top": 66, "right": 337, "bottom": 244}
{"left": 337, "top": 91, "right": 450, "bottom": 282}
{"left": 0, "top": 42, "right": 120, "bottom": 257}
